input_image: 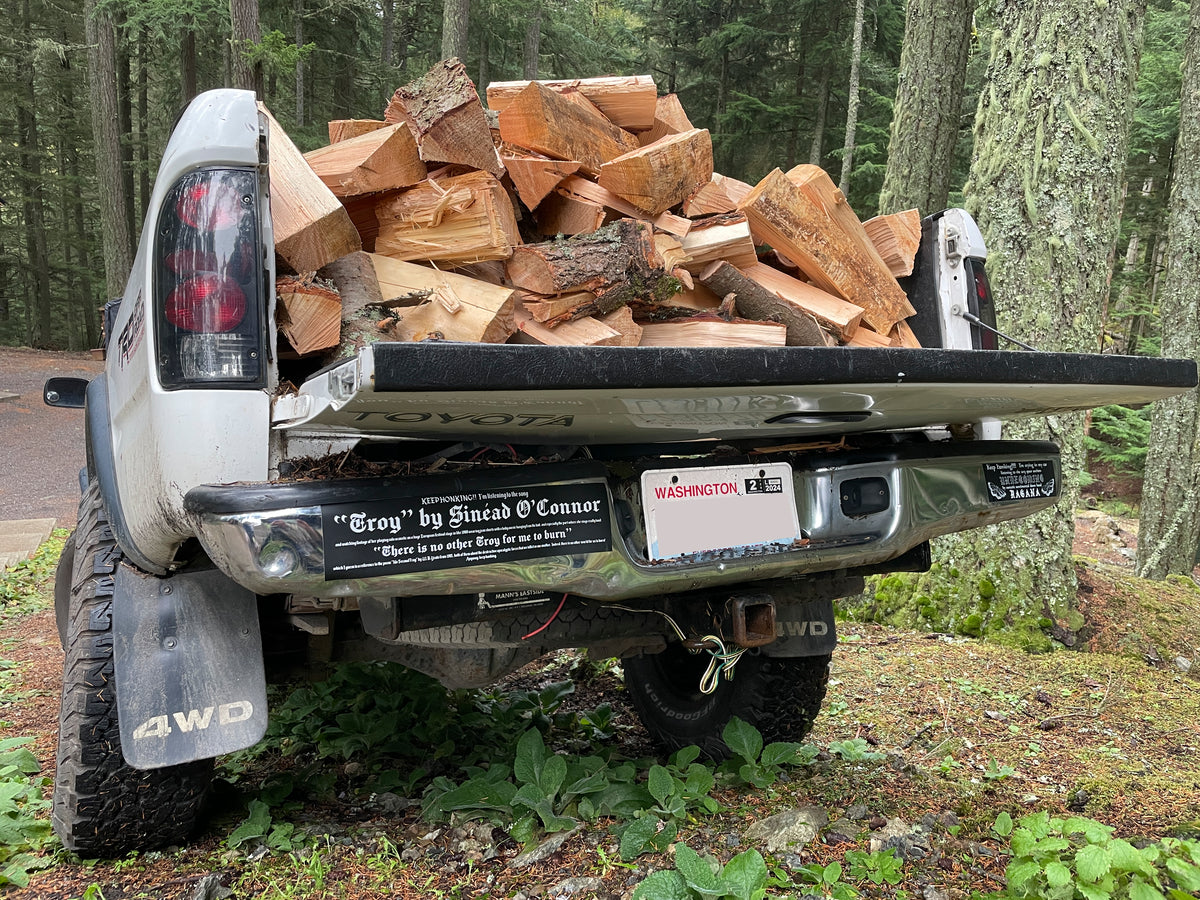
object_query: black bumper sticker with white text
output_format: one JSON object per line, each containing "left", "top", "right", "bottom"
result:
{"left": 982, "top": 461, "right": 1058, "bottom": 503}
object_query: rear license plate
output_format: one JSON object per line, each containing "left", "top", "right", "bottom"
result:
{"left": 642, "top": 463, "right": 800, "bottom": 560}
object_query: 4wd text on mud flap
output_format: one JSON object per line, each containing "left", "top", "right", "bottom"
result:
{"left": 350, "top": 412, "right": 575, "bottom": 427}
{"left": 131, "top": 700, "right": 254, "bottom": 740}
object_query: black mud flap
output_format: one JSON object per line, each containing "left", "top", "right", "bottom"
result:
{"left": 762, "top": 597, "right": 838, "bottom": 657}
{"left": 113, "top": 564, "right": 267, "bottom": 769}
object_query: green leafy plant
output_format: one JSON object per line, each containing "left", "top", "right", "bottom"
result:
{"left": 984, "top": 758, "right": 1017, "bottom": 781}
{"left": 632, "top": 842, "right": 769, "bottom": 900}
{"left": 721, "top": 717, "right": 815, "bottom": 788}
{"left": 990, "top": 810, "right": 1200, "bottom": 899}
{"left": 226, "top": 798, "right": 296, "bottom": 851}
{"left": 0, "top": 736, "right": 56, "bottom": 887}
{"left": 0, "top": 530, "right": 66, "bottom": 619}
{"left": 1085, "top": 404, "right": 1151, "bottom": 476}
{"left": 827, "top": 738, "right": 886, "bottom": 763}
{"left": 793, "top": 859, "right": 860, "bottom": 898}
{"left": 844, "top": 848, "right": 904, "bottom": 886}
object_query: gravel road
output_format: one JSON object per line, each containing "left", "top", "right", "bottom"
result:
{"left": 0, "top": 347, "right": 104, "bottom": 527}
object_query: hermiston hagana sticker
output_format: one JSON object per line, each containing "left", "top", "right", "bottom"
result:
{"left": 321, "top": 483, "right": 611, "bottom": 580}
{"left": 982, "top": 460, "right": 1058, "bottom": 502}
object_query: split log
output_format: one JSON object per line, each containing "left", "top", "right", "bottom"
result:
{"left": 741, "top": 262, "right": 864, "bottom": 341}
{"left": 863, "top": 208, "right": 922, "bottom": 278}
{"left": 486, "top": 75, "right": 658, "bottom": 131}
{"left": 639, "top": 317, "right": 787, "bottom": 348}
{"left": 638, "top": 94, "right": 694, "bottom": 146}
{"left": 506, "top": 219, "right": 676, "bottom": 320}
{"left": 845, "top": 326, "right": 893, "bottom": 348}
{"left": 598, "top": 305, "right": 643, "bottom": 346}
{"left": 304, "top": 124, "right": 426, "bottom": 198}
{"left": 370, "top": 253, "right": 517, "bottom": 343}
{"left": 681, "top": 214, "right": 757, "bottom": 273}
{"left": 888, "top": 319, "right": 922, "bottom": 348}
{"left": 260, "top": 104, "right": 361, "bottom": 273}
{"left": 550, "top": 176, "right": 692, "bottom": 238}
{"left": 698, "top": 261, "right": 830, "bottom": 347}
{"left": 513, "top": 304, "right": 624, "bottom": 346}
{"left": 497, "top": 83, "right": 639, "bottom": 177}
{"left": 384, "top": 58, "right": 504, "bottom": 177}
{"left": 522, "top": 291, "right": 599, "bottom": 322}
{"left": 668, "top": 282, "right": 722, "bottom": 311}
{"left": 502, "top": 155, "right": 581, "bottom": 209}
{"left": 337, "top": 191, "right": 391, "bottom": 252}
{"left": 534, "top": 190, "right": 606, "bottom": 235}
{"left": 683, "top": 172, "right": 753, "bottom": 216}
{"left": 276, "top": 276, "right": 342, "bottom": 355}
{"left": 328, "top": 119, "right": 388, "bottom": 144}
{"left": 597, "top": 128, "right": 713, "bottom": 215}
{"left": 374, "top": 170, "right": 520, "bottom": 266}
{"left": 739, "top": 168, "right": 915, "bottom": 333}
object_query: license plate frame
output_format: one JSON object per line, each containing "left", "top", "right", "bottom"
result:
{"left": 641, "top": 462, "right": 801, "bottom": 560}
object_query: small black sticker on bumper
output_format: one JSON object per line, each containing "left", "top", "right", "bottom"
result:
{"left": 983, "top": 460, "right": 1057, "bottom": 503}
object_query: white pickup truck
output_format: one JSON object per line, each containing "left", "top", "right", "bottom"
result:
{"left": 43, "top": 89, "right": 1196, "bottom": 855}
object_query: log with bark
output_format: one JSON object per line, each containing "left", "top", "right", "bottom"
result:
{"left": 506, "top": 218, "right": 678, "bottom": 322}
{"left": 739, "top": 168, "right": 915, "bottom": 333}
{"left": 698, "top": 261, "right": 831, "bottom": 346}
{"left": 384, "top": 58, "right": 504, "bottom": 177}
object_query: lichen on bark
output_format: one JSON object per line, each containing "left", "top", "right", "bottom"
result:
{"left": 846, "top": 0, "right": 1148, "bottom": 646}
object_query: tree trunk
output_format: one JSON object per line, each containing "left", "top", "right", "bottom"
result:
{"left": 395, "top": 0, "right": 414, "bottom": 73}
{"left": 117, "top": 17, "right": 137, "bottom": 249}
{"left": 1137, "top": 0, "right": 1200, "bottom": 579}
{"left": 381, "top": 0, "right": 395, "bottom": 65}
{"left": 85, "top": 0, "right": 135, "bottom": 301}
{"left": 182, "top": 22, "right": 198, "bottom": 103}
{"left": 478, "top": 29, "right": 489, "bottom": 89}
{"left": 229, "top": 0, "right": 263, "bottom": 96}
{"left": 858, "top": 0, "right": 1148, "bottom": 648}
{"left": 523, "top": 1, "right": 541, "bottom": 80}
{"left": 876, "top": 0, "right": 973, "bottom": 216}
{"left": 837, "top": 0, "right": 865, "bottom": 195}
{"left": 807, "top": 64, "right": 831, "bottom": 166}
{"left": 138, "top": 28, "right": 150, "bottom": 220}
{"left": 295, "top": 0, "right": 304, "bottom": 126}
{"left": 441, "top": 0, "right": 469, "bottom": 61}
{"left": 18, "top": 0, "right": 52, "bottom": 347}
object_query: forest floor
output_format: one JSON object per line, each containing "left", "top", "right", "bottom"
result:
{"left": 3, "top": 475, "right": 1199, "bottom": 900}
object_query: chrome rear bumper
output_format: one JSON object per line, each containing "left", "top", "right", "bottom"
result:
{"left": 184, "top": 443, "right": 1060, "bottom": 601}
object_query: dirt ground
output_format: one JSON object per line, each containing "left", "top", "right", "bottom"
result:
{"left": 0, "top": 347, "right": 103, "bottom": 527}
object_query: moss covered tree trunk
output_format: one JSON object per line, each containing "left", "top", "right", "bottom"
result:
{"left": 1137, "top": 0, "right": 1200, "bottom": 580}
{"left": 877, "top": 0, "right": 973, "bottom": 216}
{"left": 866, "top": 0, "right": 1147, "bottom": 649}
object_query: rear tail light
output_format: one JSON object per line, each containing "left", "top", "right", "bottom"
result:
{"left": 964, "top": 258, "right": 998, "bottom": 351}
{"left": 154, "top": 168, "right": 264, "bottom": 389}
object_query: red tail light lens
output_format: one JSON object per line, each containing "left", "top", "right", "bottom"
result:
{"left": 176, "top": 181, "right": 246, "bottom": 231}
{"left": 155, "top": 168, "right": 263, "bottom": 389}
{"left": 165, "top": 275, "right": 247, "bottom": 332}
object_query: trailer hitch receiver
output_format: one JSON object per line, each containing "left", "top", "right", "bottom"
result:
{"left": 730, "top": 594, "right": 777, "bottom": 648}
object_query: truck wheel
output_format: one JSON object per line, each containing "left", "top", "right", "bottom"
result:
{"left": 52, "top": 482, "right": 213, "bottom": 856}
{"left": 621, "top": 643, "right": 831, "bottom": 758}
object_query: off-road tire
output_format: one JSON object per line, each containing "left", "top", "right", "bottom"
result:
{"left": 622, "top": 643, "right": 831, "bottom": 759}
{"left": 52, "top": 481, "right": 213, "bottom": 856}
{"left": 53, "top": 532, "right": 74, "bottom": 647}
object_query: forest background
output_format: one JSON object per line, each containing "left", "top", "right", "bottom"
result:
{"left": 2, "top": 0, "right": 1199, "bottom": 611}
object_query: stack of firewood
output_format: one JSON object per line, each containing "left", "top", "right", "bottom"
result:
{"left": 264, "top": 59, "right": 924, "bottom": 359}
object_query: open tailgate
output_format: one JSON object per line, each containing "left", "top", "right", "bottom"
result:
{"left": 275, "top": 344, "right": 1197, "bottom": 444}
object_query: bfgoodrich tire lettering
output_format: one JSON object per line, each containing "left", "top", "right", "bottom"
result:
{"left": 52, "top": 482, "right": 213, "bottom": 856}
{"left": 622, "top": 643, "right": 831, "bottom": 758}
